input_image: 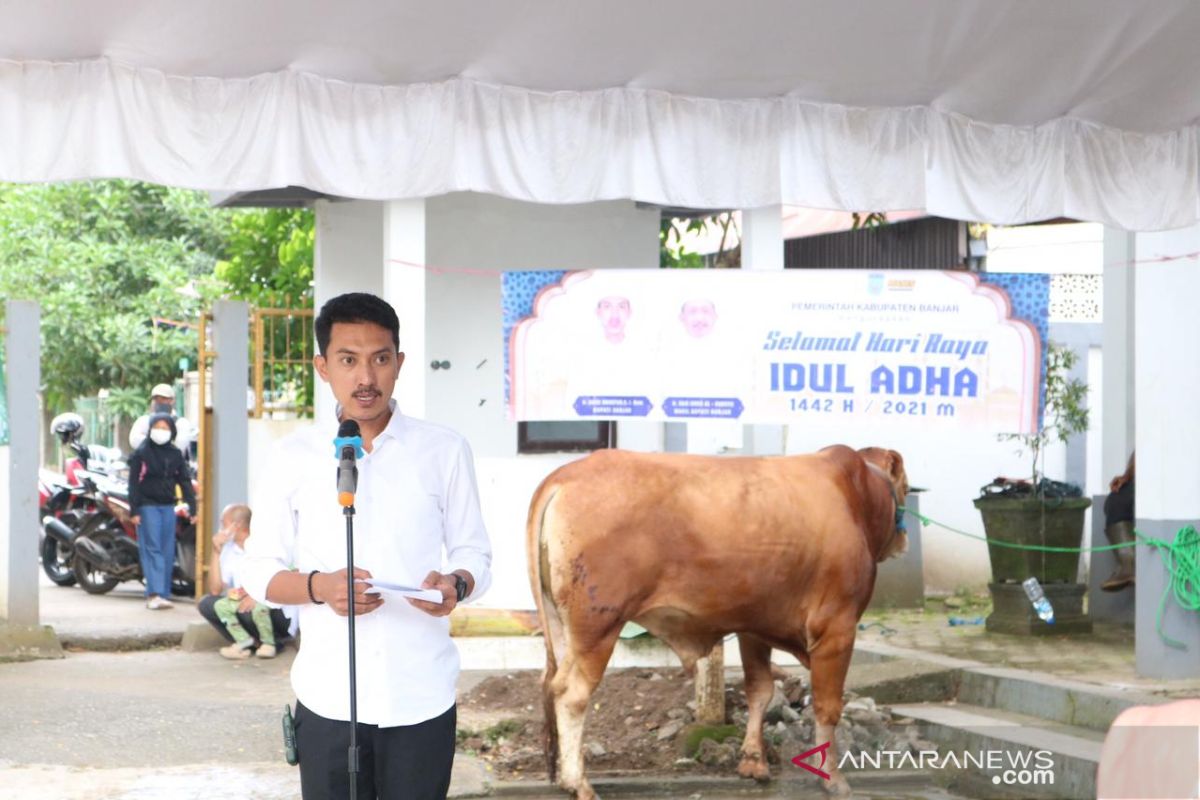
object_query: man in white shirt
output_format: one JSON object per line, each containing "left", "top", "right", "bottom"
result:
{"left": 240, "top": 292, "right": 492, "bottom": 800}
{"left": 129, "top": 383, "right": 196, "bottom": 456}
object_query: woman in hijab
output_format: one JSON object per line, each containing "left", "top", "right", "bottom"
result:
{"left": 127, "top": 414, "right": 196, "bottom": 609}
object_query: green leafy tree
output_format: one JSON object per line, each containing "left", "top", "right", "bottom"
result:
{"left": 0, "top": 181, "right": 229, "bottom": 413}
{"left": 660, "top": 212, "right": 740, "bottom": 269}
{"left": 215, "top": 207, "right": 315, "bottom": 413}
{"left": 216, "top": 208, "right": 314, "bottom": 308}
{"left": 104, "top": 385, "right": 149, "bottom": 424}
{"left": 999, "top": 342, "right": 1090, "bottom": 490}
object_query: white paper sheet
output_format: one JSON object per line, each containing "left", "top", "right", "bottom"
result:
{"left": 359, "top": 579, "right": 444, "bottom": 604}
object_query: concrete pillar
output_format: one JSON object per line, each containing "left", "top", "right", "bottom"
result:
{"left": 313, "top": 199, "right": 387, "bottom": 422}
{"left": 383, "top": 199, "right": 427, "bottom": 419}
{"left": 741, "top": 205, "right": 785, "bottom": 455}
{"left": 1091, "top": 230, "right": 1137, "bottom": 623}
{"left": 1102, "top": 228, "right": 1136, "bottom": 478}
{"left": 0, "top": 300, "right": 60, "bottom": 658}
{"left": 312, "top": 199, "right": 430, "bottom": 422}
{"left": 211, "top": 300, "right": 250, "bottom": 516}
{"left": 1, "top": 301, "right": 40, "bottom": 625}
{"left": 1133, "top": 227, "right": 1200, "bottom": 678}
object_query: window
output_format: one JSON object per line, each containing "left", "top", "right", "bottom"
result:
{"left": 518, "top": 421, "right": 615, "bottom": 454}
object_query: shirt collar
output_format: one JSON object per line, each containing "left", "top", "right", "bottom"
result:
{"left": 332, "top": 398, "right": 405, "bottom": 450}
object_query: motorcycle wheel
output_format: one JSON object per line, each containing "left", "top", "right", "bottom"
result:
{"left": 71, "top": 515, "right": 121, "bottom": 595}
{"left": 72, "top": 549, "right": 121, "bottom": 595}
{"left": 40, "top": 533, "right": 77, "bottom": 587}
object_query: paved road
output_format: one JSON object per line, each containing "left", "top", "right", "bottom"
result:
{"left": 0, "top": 647, "right": 494, "bottom": 799}
{"left": 0, "top": 647, "right": 974, "bottom": 800}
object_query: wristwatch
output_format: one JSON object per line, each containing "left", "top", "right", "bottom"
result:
{"left": 450, "top": 573, "right": 468, "bottom": 603}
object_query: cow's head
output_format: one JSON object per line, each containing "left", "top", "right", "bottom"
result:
{"left": 858, "top": 447, "right": 910, "bottom": 561}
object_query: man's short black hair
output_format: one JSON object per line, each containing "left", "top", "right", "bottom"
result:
{"left": 314, "top": 293, "right": 400, "bottom": 356}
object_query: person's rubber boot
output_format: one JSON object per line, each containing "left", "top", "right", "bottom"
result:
{"left": 1101, "top": 520, "right": 1136, "bottom": 592}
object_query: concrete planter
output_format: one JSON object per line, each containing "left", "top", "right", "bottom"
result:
{"left": 973, "top": 495, "right": 1093, "bottom": 635}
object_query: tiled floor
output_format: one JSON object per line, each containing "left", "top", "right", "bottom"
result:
{"left": 855, "top": 601, "right": 1200, "bottom": 697}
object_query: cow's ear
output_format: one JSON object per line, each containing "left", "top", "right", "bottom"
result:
{"left": 887, "top": 450, "right": 905, "bottom": 481}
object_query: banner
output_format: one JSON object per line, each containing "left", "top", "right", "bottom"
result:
{"left": 504, "top": 269, "right": 1049, "bottom": 433}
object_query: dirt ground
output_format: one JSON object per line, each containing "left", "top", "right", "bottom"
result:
{"left": 456, "top": 667, "right": 789, "bottom": 781}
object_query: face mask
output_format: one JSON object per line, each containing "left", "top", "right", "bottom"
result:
{"left": 153, "top": 403, "right": 174, "bottom": 415}
{"left": 150, "top": 429, "right": 172, "bottom": 446}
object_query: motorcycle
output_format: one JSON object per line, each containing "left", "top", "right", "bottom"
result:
{"left": 55, "top": 470, "right": 197, "bottom": 597}
{"left": 38, "top": 413, "right": 119, "bottom": 586}
{"left": 38, "top": 468, "right": 95, "bottom": 586}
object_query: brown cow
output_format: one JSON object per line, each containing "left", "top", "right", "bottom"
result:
{"left": 526, "top": 445, "right": 909, "bottom": 799}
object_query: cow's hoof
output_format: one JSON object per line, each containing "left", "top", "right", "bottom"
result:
{"left": 737, "top": 753, "right": 771, "bottom": 782}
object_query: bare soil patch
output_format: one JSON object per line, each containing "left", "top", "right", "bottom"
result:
{"left": 458, "top": 667, "right": 766, "bottom": 781}
{"left": 457, "top": 664, "right": 932, "bottom": 785}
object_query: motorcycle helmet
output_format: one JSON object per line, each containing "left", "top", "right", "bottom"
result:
{"left": 50, "top": 412, "right": 85, "bottom": 444}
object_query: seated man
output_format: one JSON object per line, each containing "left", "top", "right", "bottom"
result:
{"left": 1101, "top": 453, "right": 1136, "bottom": 591}
{"left": 198, "top": 503, "right": 294, "bottom": 659}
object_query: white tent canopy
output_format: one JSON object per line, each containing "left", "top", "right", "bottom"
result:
{"left": 3, "top": 0, "right": 1200, "bottom": 229}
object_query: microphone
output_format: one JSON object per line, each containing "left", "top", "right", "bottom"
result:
{"left": 335, "top": 420, "right": 363, "bottom": 508}
{"left": 332, "top": 419, "right": 366, "bottom": 796}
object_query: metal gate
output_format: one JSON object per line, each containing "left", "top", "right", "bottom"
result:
{"left": 194, "top": 306, "right": 314, "bottom": 597}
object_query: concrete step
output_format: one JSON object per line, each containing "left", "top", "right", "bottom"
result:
{"left": 956, "top": 666, "right": 1166, "bottom": 732}
{"left": 890, "top": 701, "right": 1102, "bottom": 799}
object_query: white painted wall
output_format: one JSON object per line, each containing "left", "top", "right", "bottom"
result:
{"left": 1134, "top": 228, "right": 1200, "bottom": 521}
{"left": 422, "top": 192, "right": 659, "bottom": 458}
{"left": 421, "top": 193, "right": 660, "bottom": 607}
{"left": 246, "top": 417, "right": 311, "bottom": 521}
{"left": 987, "top": 223, "right": 1103, "bottom": 274}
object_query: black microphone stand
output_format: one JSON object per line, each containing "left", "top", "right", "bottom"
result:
{"left": 345, "top": 500, "right": 360, "bottom": 800}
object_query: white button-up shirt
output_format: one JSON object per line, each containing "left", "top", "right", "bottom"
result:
{"left": 240, "top": 402, "right": 492, "bottom": 727}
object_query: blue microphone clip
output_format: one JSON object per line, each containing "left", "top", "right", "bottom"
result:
{"left": 333, "top": 435, "right": 365, "bottom": 459}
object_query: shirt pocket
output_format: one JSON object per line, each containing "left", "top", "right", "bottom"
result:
{"left": 292, "top": 482, "right": 351, "bottom": 571}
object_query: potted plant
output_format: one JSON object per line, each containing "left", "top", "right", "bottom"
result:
{"left": 974, "top": 342, "right": 1093, "bottom": 634}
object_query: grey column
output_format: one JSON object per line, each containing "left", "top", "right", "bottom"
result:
{"left": 2, "top": 301, "right": 40, "bottom": 625}
{"left": 1101, "top": 228, "right": 1136, "bottom": 479}
{"left": 211, "top": 300, "right": 250, "bottom": 518}
{"left": 1091, "top": 230, "right": 1136, "bottom": 622}
{"left": 740, "top": 205, "right": 786, "bottom": 455}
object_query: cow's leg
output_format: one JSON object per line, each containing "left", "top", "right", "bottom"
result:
{"left": 807, "top": 621, "right": 856, "bottom": 797}
{"left": 736, "top": 633, "right": 774, "bottom": 782}
{"left": 551, "top": 631, "right": 619, "bottom": 800}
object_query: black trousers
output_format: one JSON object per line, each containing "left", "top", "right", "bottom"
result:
{"left": 294, "top": 701, "right": 456, "bottom": 800}
{"left": 197, "top": 593, "right": 292, "bottom": 645}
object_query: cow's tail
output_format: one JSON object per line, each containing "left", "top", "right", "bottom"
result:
{"left": 526, "top": 476, "right": 563, "bottom": 783}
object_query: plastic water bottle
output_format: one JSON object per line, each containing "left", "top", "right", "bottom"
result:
{"left": 948, "top": 616, "right": 984, "bottom": 627}
{"left": 1022, "top": 577, "right": 1055, "bottom": 624}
